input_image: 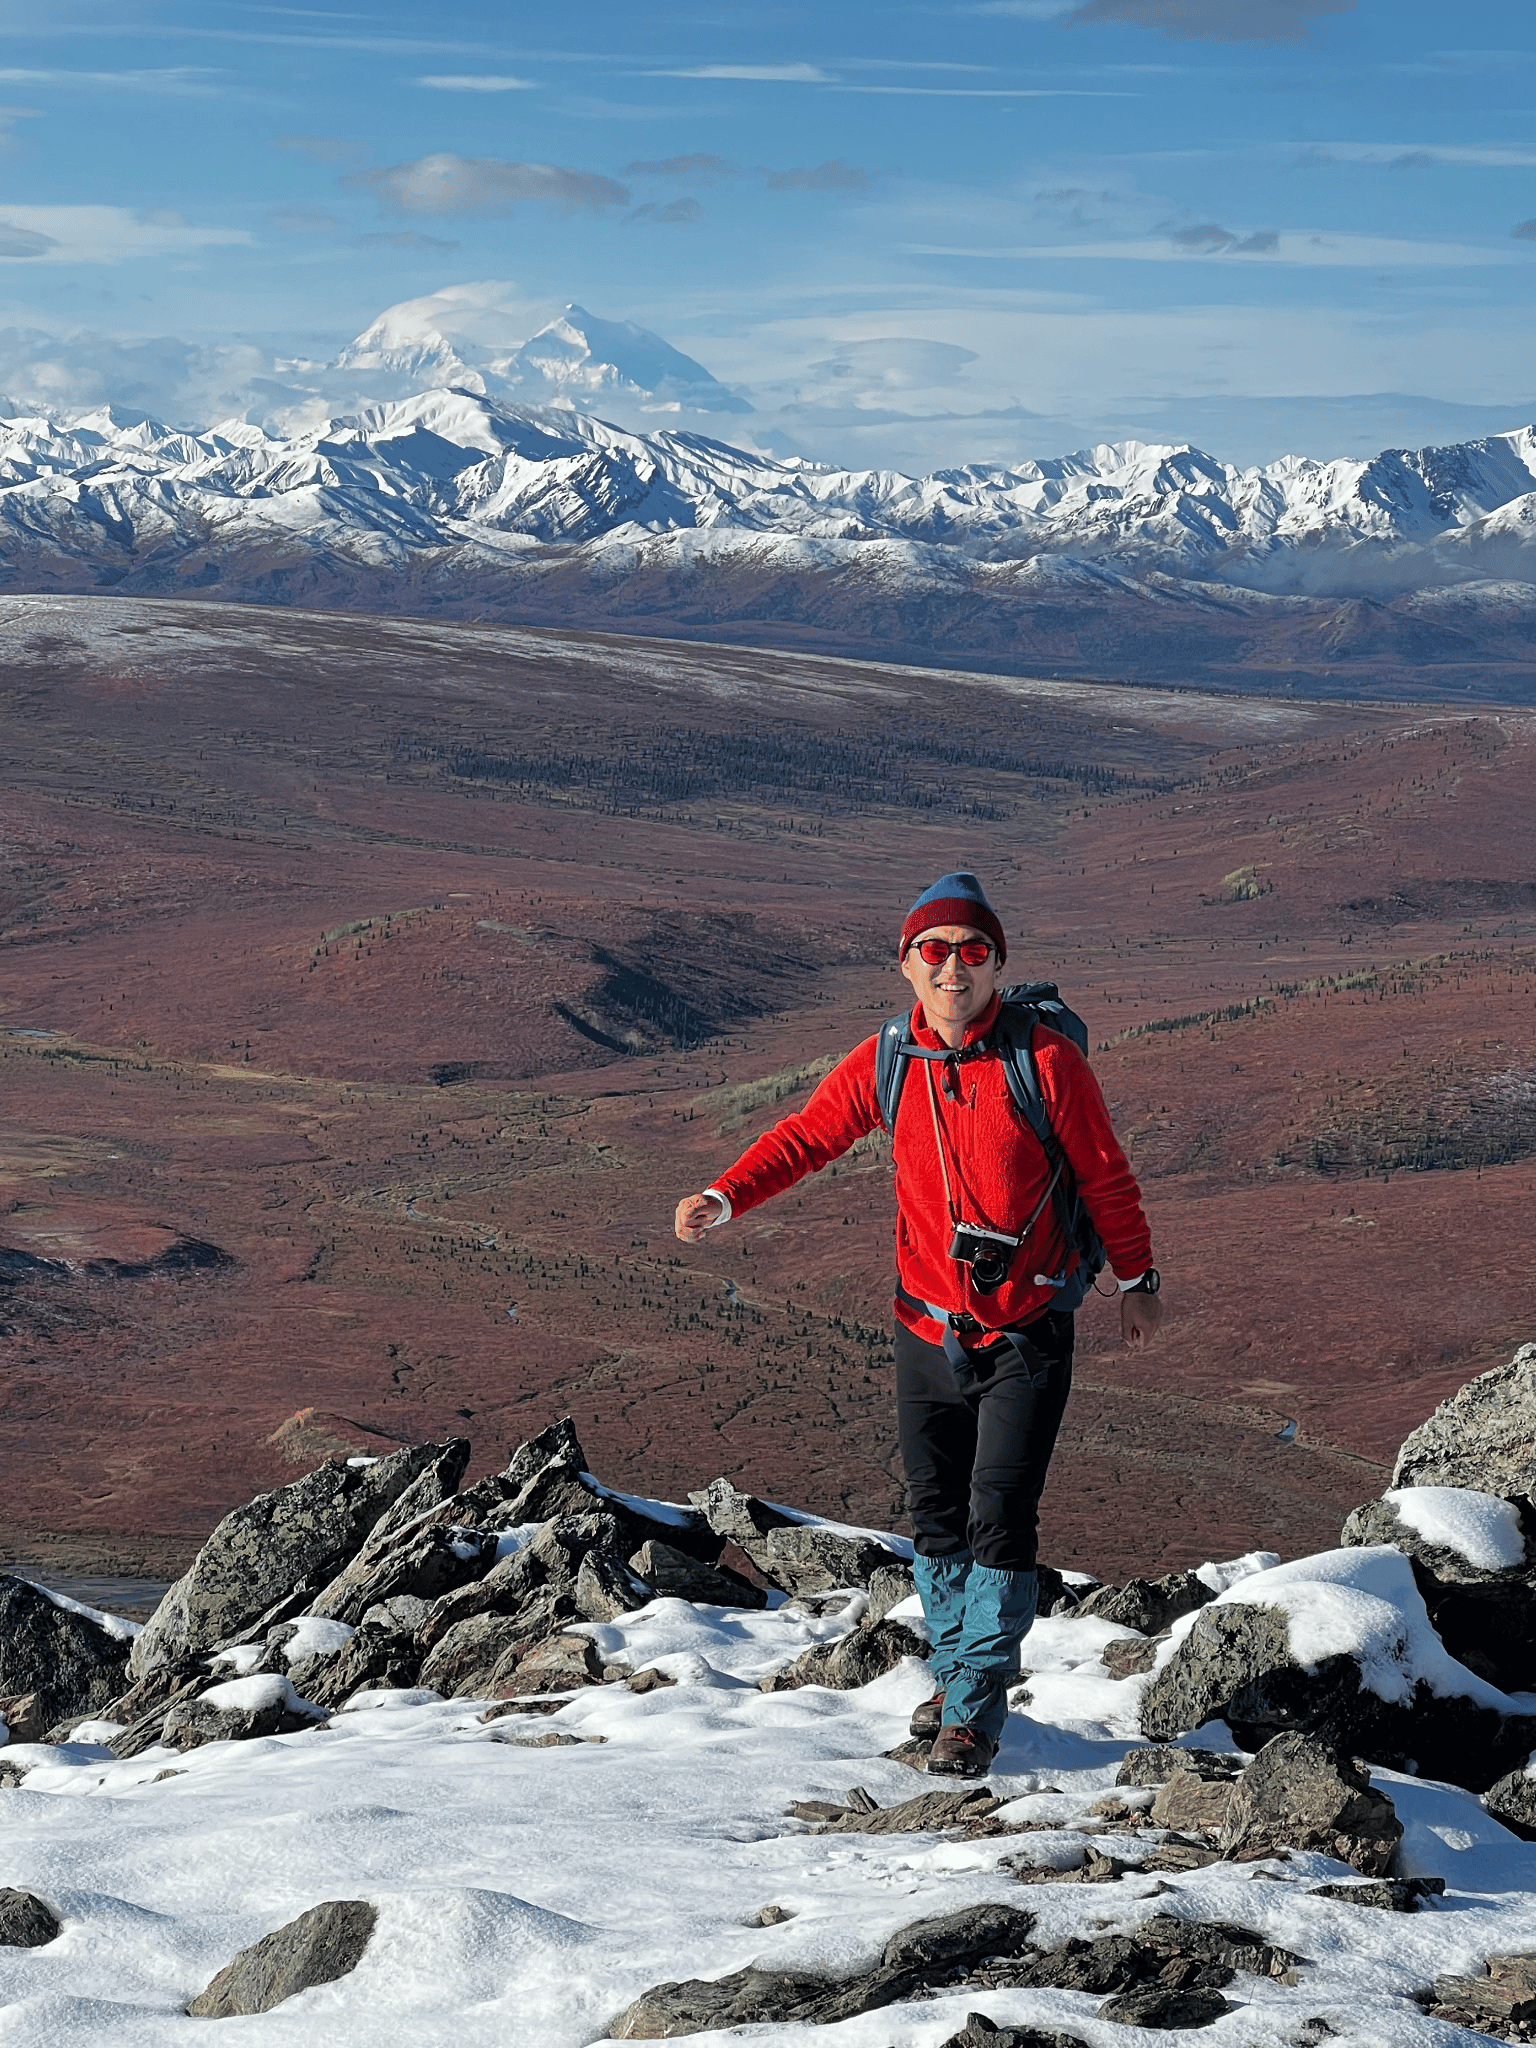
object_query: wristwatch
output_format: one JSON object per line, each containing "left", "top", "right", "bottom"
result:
{"left": 1123, "top": 1268, "right": 1161, "bottom": 1296}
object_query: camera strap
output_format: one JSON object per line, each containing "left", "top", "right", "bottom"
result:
{"left": 924, "top": 1056, "right": 1064, "bottom": 1243}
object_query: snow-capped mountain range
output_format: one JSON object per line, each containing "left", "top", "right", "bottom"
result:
{"left": 2, "top": 299, "right": 1535, "bottom": 692}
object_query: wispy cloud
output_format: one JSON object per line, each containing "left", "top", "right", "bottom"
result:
{"left": 344, "top": 154, "right": 630, "bottom": 216}
{"left": 646, "top": 64, "right": 834, "bottom": 83}
{"left": 0, "top": 66, "right": 226, "bottom": 95}
{"left": 1306, "top": 142, "right": 1536, "bottom": 169}
{"left": 626, "top": 197, "right": 702, "bottom": 226}
{"left": 1169, "top": 221, "right": 1279, "bottom": 253}
{"left": 624, "top": 154, "right": 739, "bottom": 179}
{"left": 0, "top": 206, "right": 250, "bottom": 264}
{"left": 354, "top": 230, "right": 461, "bottom": 251}
{"left": 764, "top": 160, "right": 870, "bottom": 193}
{"left": 266, "top": 205, "right": 345, "bottom": 234}
{"left": 1068, "top": 0, "right": 1353, "bottom": 41}
{"left": 904, "top": 230, "right": 1513, "bottom": 266}
{"left": 275, "top": 135, "right": 361, "bottom": 162}
{"left": 416, "top": 74, "right": 538, "bottom": 92}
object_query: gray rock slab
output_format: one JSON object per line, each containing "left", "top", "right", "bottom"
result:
{"left": 187, "top": 1899, "right": 377, "bottom": 2017}
{"left": 575, "top": 1549, "right": 655, "bottom": 1622}
{"left": 1073, "top": 1571, "right": 1212, "bottom": 1637}
{"left": 293, "top": 1625, "right": 421, "bottom": 1710}
{"left": 305, "top": 1520, "right": 496, "bottom": 1627}
{"left": 628, "top": 1540, "right": 763, "bottom": 1610}
{"left": 1217, "top": 1732, "right": 1401, "bottom": 1874}
{"left": 0, "top": 1889, "right": 62, "bottom": 1948}
{"left": 0, "top": 1576, "right": 131, "bottom": 1732}
{"left": 1309, "top": 1877, "right": 1445, "bottom": 1910}
{"left": 1392, "top": 1344, "right": 1536, "bottom": 1495}
{"left": 417, "top": 1612, "right": 532, "bottom": 1698}
{"left": 1096, "top": 1985, "right": 1233, "bottom": 2028}
{"left": 1116, "top": 1746, "right": 1244, "bottom": 1788}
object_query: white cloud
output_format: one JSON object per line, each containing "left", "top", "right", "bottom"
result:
{"left": 1307, "top": 142, "right": 1536, "bottom": 169}
{"left": 0, "top": 67, "right": 226, "bottom": 95}
{"left": 903, "top": 230, "right": 1517, "bottom": 267}
{"left": 416, "top": 74, "right": 539, "bottom": 92}
{"left": 344, "top": 154, "right": 629, "bottom": 215}
{"left": 648, "top": 64, "right": 834, "bottom": 82}
{"left": 0, "top": 207, "right": 251, "bottom": 264}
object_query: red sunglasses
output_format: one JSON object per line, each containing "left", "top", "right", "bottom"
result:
{"left": 911, "top": 937, "right": 994, "bottom": 967}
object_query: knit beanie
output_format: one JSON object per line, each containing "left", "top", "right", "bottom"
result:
{"left": 899, "top": 872, "right": 1007, "bottom": 963}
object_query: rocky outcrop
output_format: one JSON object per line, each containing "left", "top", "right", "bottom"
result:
{"left": 187, "top": 1900, "right": 377, "bottom": 2017}
{"left": 1216, "top": 1733, "right": 1402, "bottom": 1874}
{"left": 305, "top": 1519, "right": 497, "bottom": 1627}
{"left": 628, "top": 1540, "right": 762, "bottom": 1610}
{"left": 609, "top": 1903, "right": 1038, "bottom": 2037}
{"left": 0, "top": 1575, "right": 131, "bottom": 1732}
{"left": 1426, "top": 1952, "right": 1536, "bottom": 2031}
{"left": 1392, "top": 1343, "right": 1536, "bottom": 1494}
{"left": 417, "top": 1612, "right": 532, "bottom": 1698}
{"left": 491, "top": 1630, "right": 607, "bottom": 1699}
{"left": 688, "top": 1478, "right": 906, "bottom": 1595}
{"left": 759, "top": 1617, "right": 926, "bottom": 1694}
{"left": 0, "top": 1889, "right": 63, "bottom": 1948}
{"left": 1071, "top": 1571, "right": 1213, "bottom": 1638}
{"left": 293, "top": 1625, "right": 420, "bottom": 1711}
{"left": 1341, "top": 1488, "right": 1536, "bottom": 1692}
{"left": 162, "top": 1675, "right": 325, "bottom": 1750}
{"left": 1138, "top": 1566, "right": 1536, "bottom": 1793}
{"left": 130, "top": 1440, "right": 469, "bottom": 1679}
{"left": 939, "top": 2018, "right": 1086, "bottom": 2048}
{"left": 459, "top": 1419, "right": 720, "bottom": 1561}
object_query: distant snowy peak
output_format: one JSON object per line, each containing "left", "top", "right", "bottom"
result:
{"left": 505, "top": 305, "right": 752, "bottom": 415}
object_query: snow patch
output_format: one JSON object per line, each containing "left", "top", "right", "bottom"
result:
{"left": 1386, "top": 1486, "right": 1526, "bottom": 1571}
{"left": 28, "top": 1582, "right": 142, "bottom": 1641}
{"left": 278, "top": 1616, "right": 356, "bottom": 1664}
{"left": 198, "top": 1673, "right": 316, "bottom": 1714}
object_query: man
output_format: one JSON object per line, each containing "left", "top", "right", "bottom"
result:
{"left": 675, "top": 871, "right": 1162, "bottom": 1776}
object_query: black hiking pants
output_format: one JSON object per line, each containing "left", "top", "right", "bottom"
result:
{"left": 894, "top": 1310, "right": 1074, "bottom": 1573}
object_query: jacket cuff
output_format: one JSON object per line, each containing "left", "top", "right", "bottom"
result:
{"left": 702, "top": 1187, "right": 732, "bottom": 1226}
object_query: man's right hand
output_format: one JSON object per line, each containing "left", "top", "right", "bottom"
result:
{"left": 674, "top": 1192, "right": 725, "bottom": 1243}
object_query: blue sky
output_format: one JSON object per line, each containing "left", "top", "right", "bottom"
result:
{"left": 2, "top": 0, "right": 1535, "bottom": 467}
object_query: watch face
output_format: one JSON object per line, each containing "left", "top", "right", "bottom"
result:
{"left": 1138, "top": 1269, "right": 1160, "bottom": 1295}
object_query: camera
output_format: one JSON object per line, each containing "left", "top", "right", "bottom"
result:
{"left": 948, "top": 1220, "right": 1023, "bottom": 1295}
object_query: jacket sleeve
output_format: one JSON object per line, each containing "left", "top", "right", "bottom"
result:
{"left": 1035, "top": 1031, "right": 1154, "bottom": 1277}
{"left": 708, "top": 1037, "right": 883, "bottom": 1222}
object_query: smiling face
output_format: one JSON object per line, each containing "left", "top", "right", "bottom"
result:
{"left": 900, "top": 923, "right": 1001, "bottom": 1045}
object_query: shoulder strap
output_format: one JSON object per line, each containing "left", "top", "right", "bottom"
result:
{"left": 993, "top": 998, "right": 1053, "bottom": 1151}
{"left": 873, "top": 1013, "right": 912, "bottom": 1134}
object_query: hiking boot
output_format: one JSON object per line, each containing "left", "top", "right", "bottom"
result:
{"left": 908, "top": 1690, "right": 945, "bottom": 1739}
{"left": 926, "top": 1723, "right": 997, "bottom": 1777}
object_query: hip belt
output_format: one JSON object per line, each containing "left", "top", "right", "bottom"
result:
{"left": 897, "top": 1284, "right": 1055, "bottom": 1391}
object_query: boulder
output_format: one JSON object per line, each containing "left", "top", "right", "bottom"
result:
{"left": 1392, "top": 1344, "right": 1536, "bottom": 1495}
{"left": 1341, "top": 1487, "right": 1536, "bottom": 1692}
{"left": 187, "top": 1899, "right": 377, "bottom": 2017}
{"left": 1104, "top": 1638, "right": 1164, "bottom": 1680}
{"left": 687, "top": 1478, "right": 905, "bottom": 1594}
{"left": 491, "top": 1631, "right": 606, "bottom": 1698}
{"left": 1216, "top": 1732, "right": 1401, "bottom": 1873}
{"left": 1430, "top": 1959, "right": 1536, "bottom": 2027}
{"left": 628, "top": 1540, "right": 764, "bottom": 1610}
{"left": 1096, "top": 1985, "right": 1232, "bottom": 2028}
{"left": 865, "top": 1562, "right": 917, "bottom": 1625}
{"left": 939, "top": 2018, "right": 1086, "bottom": 2048}
{"left": 1072, "top": 1571, "right": 1213, "bottom": 1638}
{"left": 0, "top": 1691, "right": 47, "bottom": 1744}
{"left": 608, "top": 1903, "right": 1037, "bottom": 2038}
{"left": 1308, "top": 1877, "right": 1444, "bottom": 1910}
{"left": 294, "top": 1625, "right": 421, "bottom": 1710}
{"left": 304, "top": 1520, "right": 497, "bottom": 1626}
{"left": 575, "top": 1550, "right": 654, "bottom": 1623}
{"left": 759, "top": 1618, "right": 926, "bottom": 1694}
{"left": 162, "top": 1674, "right": 325, "bottom": 1751}
{"left": 1116, "top": 1746, "right": 1244, "bottom": 1788}
{"left": 0, "top": 1889, "right": 62, "bottom": 1948}
{"left": 457, "top": 1417, "right": 720, "bottom": 1560}
{"left": 130, "top": 1439, "right": 469, "bottom": 1679}
{"left": 1483, "top": 1757, "right": 1536, "bottom": 1841}
{"left": 1148, "top": 1773, "right": 1235, "bottom": 1831}
{"left": 418, "top": 1613, "right": 534, "bottom": 1698}
{"left": 1138, "top": 1549, "right": 1536, "bottom": 1792}
{"left": 0, "top": 1575, "right": 132, "bottom": 1732}
{"left": 360, "top": 1594, "right": 431, "bottom": 1635}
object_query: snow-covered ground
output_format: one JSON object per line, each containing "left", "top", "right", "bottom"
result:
{"left": 2, "top": 1586, "right": 1532, "bottom": 2046}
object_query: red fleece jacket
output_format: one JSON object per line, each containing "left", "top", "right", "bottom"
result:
{"left": 710, "top": 994, "right": 1152, "bottom": 1342}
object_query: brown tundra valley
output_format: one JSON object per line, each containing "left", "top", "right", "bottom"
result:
{"left": 1, "top": 593, "right": 1534, "bottom": 1590}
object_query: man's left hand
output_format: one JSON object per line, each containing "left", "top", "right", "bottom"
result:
{"left": 1121, "top": 1289, "right": 1164, "bottom": 1349}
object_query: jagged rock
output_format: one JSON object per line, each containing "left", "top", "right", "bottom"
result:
{"left": 805, "top": 1786, "right": 1003, "bottom": 1834}
{"left": 130, "top": 1440, "right": 469, "bottom": 1679}
{"left": 608, "top": 1903, "right": 1037, "bottom": 2038}
{"left": 1149, "top": 1773, "right": 1235, "bottom": 1831}
{"left": 162, "top": 1674, "right": 326, "bottom": 1751}
{"left": 1392, "top": 1344, "right": 1536, "bottom": 1495}
{"left": 1116, "top": 1746, "right": 1243, "bottom": 1788}
{"left": 187, "top": 1899, "right": 377, "bottom": 2017}
{"left": 1097, "top": 1985, "right": 1233, "bottom": 2028}
{"left": 574, "top": 1549, "right": 654, "bottom": 1622}
{"left": 975, "top": 1914, "right": 1301, "bottom": 1999}
{"left": 305, "top": 1519, "right": 497, "bottom": 1627}
{"left": 108, "top": 1669, "right": 208, "bottom": 1759}
{"left": 0, "top": 1575, "right": 132, "bottom": 1731}
{"left": 458, "top": 1418, "right": 719, "bottom": 1560}
{"left": 759, "top": 1617, "right": 926, "bottom": 1694}
{"left": 1431, "top": 1962, "right": 1536, "bottom": 2025}
{"left": 491, "top": 1631, "right": 606, "bottom": 1698}
{"left": 1216, "top": 1732, "right": 1401, "bottom": 1873}
{"left": 0, "top": 1691, "right": 46, "bottom": 1744}
{"left": 295, "top": 1625, "right": 421, "bottom": 1709}
{"left": 686, "top": 1478, "right": 904, "bottom": 1594}
{"left": 1484, "top": 1758, "right": 1536, "bottom": 1841}
{"left": 628, "top": 1540, "right": 764, "bottom": 1610}
{"left": 1341, "top": 1489, "right": 1536, "bottom": 1692}
{"left": 418, "top": 1613, "right": 533, "bottom": 1697}
{"left": 865, "top": 1562, "right": 917, "bottom": 1625}
{"left": 1309, "top": 1877, "right": 1445, "bottom": 1910}
{"left": 360, "top": 1594, "right": 432, "bottom": 1634}
{"left": 626, "top": 1667, "right": 676, "bottom": 1694}
{"left": 417, "top": 1544, "right": 545, "bottom": 1649}
{"left": 0, "top": 1889, "right": 62, "bottom": 1947}
{"left": 1104, "top": 1637, "right": 1165, "bottom": 1679}
{"left": 1139, "top": 1579, "right": 1536, "bottom": 1792}
{"left": 939, "top": 2016, "right": 1086, "bottom": 2048}
{"left": 1072, "top": 1571, "right": 1213, "bottom": 1637}
{"left": 365, "top": 1441, "right": 471, "bottom": 1541}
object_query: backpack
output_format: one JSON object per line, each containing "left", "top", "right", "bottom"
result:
{"left": 873, "top": 982, "right": 1106, "bottom": 1311}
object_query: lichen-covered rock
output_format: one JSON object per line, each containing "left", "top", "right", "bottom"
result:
{"left": 491, "top": 1631, "right": 606, "bottom": 1698}
{"left": 162, "top": 1674, "right": 325, "bottom": 1751}
{"left": 1217, "top": 1732, "right": 1401, "bottom": 1873}
{"left": 1072, "top": 1571, "right": 1213, "bottom": 1638}
{"left": 1116, "top": 1746, "right": 1243, "bottom": 1788}
{"left": 0, "top": 1888, "right": 62, "bottom": 1948}
{"left": 1483, "top": 1757, "right": 1536, "bottom": 1841}
{"left": 417, "top": 1613, "right": 533, "bottom": 1698}
{"left": 295, "top": 1625, "right": 421, "bottom": 1710}
{"left": 1148, "top": 1772, "right": 1235, "bottom": 1831}
{"left": 1104, "top": 1637, "right": 1164, "bottom": 1679}
{"left": 760, "top": 1618, "right": 925, "bottom": 1694}
{"left": 1392, "top": 1345, "right": 1536, "bottom": 1495}
{"left": 628, "top": 1540, "right": 763, "bottom": 1610}
{"left": 1096, "top": 1985, "right": 1233, "bottom": 2028}
{"left": 187, "top": 1899, "right": 377, "bottom": 2017}
{"left": 130, "top": 1440, "right": 469, "bottom": 1679}
{"left": 305, "top": 1520, "right": 497, "bottom": 1627}
{"left": 687, "top": 1478, "right": 904, "bottom": 1594}
{"left": 0, "top": 1575, "right": 132, "bottom": 1732}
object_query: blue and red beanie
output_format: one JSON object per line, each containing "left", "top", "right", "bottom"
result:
{"left": 899, "top": 872, "right": 1007, "bottom": 963}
